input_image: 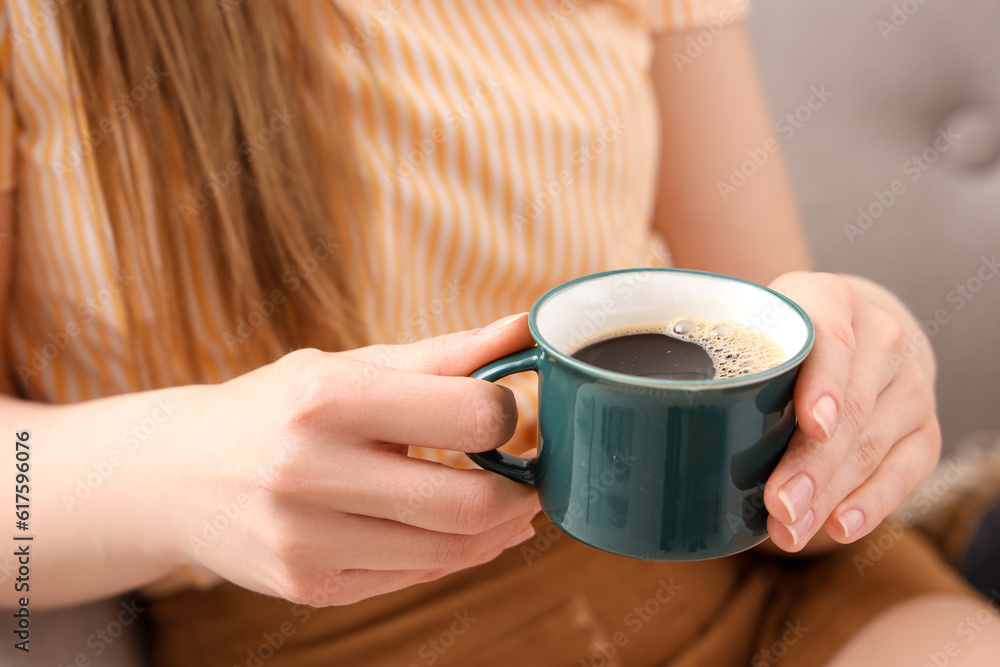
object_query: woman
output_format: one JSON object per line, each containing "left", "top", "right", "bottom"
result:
{"left": 1, "top": 0, "right": 997, "bottom": 664}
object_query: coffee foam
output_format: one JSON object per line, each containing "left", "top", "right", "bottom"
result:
{"left": 569, "top": 317, "right": 787, "bottom": 379}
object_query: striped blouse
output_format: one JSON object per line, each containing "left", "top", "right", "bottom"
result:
{"left": 1, "top": 0, "right": 741, "bottom": 589}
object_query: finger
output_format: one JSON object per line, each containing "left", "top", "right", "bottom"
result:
{"left": 279, "top": 533, "right": 531, "bottom": 608}
{"left": 791, "top": 284, "right": 907, "bottom": 445}
{"left": 332, "top": 366, "right": 520, "bottom": 452}
{"left": 765, "top": 308, "right": 907, "bottom": 526}
{"left": 308, "top": 511, "right": 538, "bottom": 571}
{"left": 331, "top": 452, "right": 541, "bottom": 535}
{"left": 779, "top": 273, "right": 859, "bottom": 444}
{"left": 270, "top": 496, "right": 537, "bottom": 573}
{"left": 276, "top": 567, "right": 447, "bottom": 607}
{"left": 766, "top": 369, "right": 931, "bottom": 550}
{"left": 344, "top": 313, "right": 533, "bottom": 377}
{"left": 286, "top": 356, "right": 520, "bottom": 452}
{"left": 824, "top": 422, "right": 940, "bottom": 543}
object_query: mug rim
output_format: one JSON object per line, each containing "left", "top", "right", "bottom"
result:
{"left": 528, "top": 268, "right": 815, "bottom": 389}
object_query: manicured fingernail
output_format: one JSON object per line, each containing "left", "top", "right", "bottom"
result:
{"left": 504, "top": 527, "right": 535, "bottom": 549}
{"left": 777, "top": 473, "right": 814, "bottom": 523}
{"left": 812, "top": 395, "right": 838, "bottom": 441}
{"left": 838, "top": 509, "right": 865, "bottom": 539}
{"left": 478, "top": 313, "right": 526, "bottom": 336}
{"left": 785, "top": 509, "right": 814, "bottom": 546}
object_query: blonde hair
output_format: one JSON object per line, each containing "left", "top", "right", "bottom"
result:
{"left": 59, "top": 0, "right": 368, "bottom": 383}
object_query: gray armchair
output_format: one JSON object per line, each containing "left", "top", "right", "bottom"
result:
{"left": 748, "top": 0, "right": 1000, "bottom": 450}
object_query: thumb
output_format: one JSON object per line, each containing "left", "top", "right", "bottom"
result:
{"left": 347, "top": 313, "right": 533, "bottom": 377}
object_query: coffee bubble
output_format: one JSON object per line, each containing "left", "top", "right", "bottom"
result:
{"left": 663, "top": 316, "right": 786, "bottom": 378}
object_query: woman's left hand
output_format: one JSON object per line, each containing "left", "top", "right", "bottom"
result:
{"left": 762, "top": 271, "right": 941, "bottom": 552}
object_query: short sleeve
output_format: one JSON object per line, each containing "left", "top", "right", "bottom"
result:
{"left": 647, "top": 0, "right": 749, "bottom": 33}
{"left": 0, "top": 1, "right": 19, "bottom": 192}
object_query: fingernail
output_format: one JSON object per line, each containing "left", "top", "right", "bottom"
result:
{"left": 812, "top": 395, "right": 838, "bottom": 441}
{"left": 777, "top": 473, "right": 814, "bottom": 523}
{"left": 478, "top": 313, "right": 526, "bottom": 336}
{"left": 503, "top": 527, "right": 535, "bottom": 549}
{"left": 785, "top": 509, "right": 814, "bottom": 546}
{"left": 838, "top": 509, "right": 865, "bottom": 539}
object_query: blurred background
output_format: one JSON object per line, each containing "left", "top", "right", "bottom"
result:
{"left": 748, "top": 0, "right": 1000, "bottom": 453}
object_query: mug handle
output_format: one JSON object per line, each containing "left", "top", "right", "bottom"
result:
{"left": 465, "top": 346, "right": 543, "bottom": 486}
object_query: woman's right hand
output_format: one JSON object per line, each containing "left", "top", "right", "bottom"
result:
{"left": 159, "top": 314, "right": 540, "bottom": 606}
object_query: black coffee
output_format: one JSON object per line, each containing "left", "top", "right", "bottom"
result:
{"left": 569, "top": 318, "right": 787, "bottom": 381}
{"left": 571, "top": 333, "right": 715, "bottom": 380}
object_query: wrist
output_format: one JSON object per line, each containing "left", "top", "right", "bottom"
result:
{"left": 98, "top": 384, "right": 213, "bottom": 570}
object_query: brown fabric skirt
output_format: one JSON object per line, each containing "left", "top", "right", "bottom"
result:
{"left": 144, "top": 517, "right": 977, "bottom": 667}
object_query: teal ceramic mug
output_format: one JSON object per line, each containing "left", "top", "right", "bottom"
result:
{"left": 467, "top": 268, "right": 814, "bottom": 561}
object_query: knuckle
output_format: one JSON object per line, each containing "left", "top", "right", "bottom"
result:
{"left": 859, "top": 475, "right": 906, "bottom": 528}
{"left": 882, "top": 467, "right": 911, "bottom": 511}
{"left": 283, "top": 359, "right": 357, "bottom": 436}
{"left": 276, "top": 579, "right": 311, "bottom": 606}
{"left": 906, "top": 365, "right": 936, "bottom": 408}
{"left": 278, "top": 570, "right": 341, "bottom": 607}
{"left": 276, "top": 347, "right": 327, "bottom": 374}
{"left": 773, "top": 436, "right": 810, "bottom": 474}
{"left": 288, "top": 363, "right": 331, "bottom": 421}
{"left": 813, "top": 272, "right": 855, "bottom": 304}
{"left": 278, "top": 577, "right": 316, "bottom": 606}
{"left": 358, "top": 343, "right": 405, "bottom": 371}
{"left": 419, "top": 334, "right": 456, "bottom": 374}
{"left": 810, "top": 450, "right": 843, "bottom": 487}
{"left": 256, "top": 456, "right": 299, "bottom": 495}
{"left": 256, "top": 513, "right": 304, "bottom": 563}
{"left": 434, "top": 533, "right": 478, "bottom": 568}
{"left": 852, "top": 429, "right": 883, "bottom": 476}
{"left": 920, "top": 418, "right": 943, "bottom": 464}
{"left": 838, "top": 389, "right": 867, "bottom": 435}
{"left": 880, "top": 317, "right": 907, "bottom": 354}
{"left": 453, "top": 483, "right": 498, "bottom": 534}
{"left": 311, "top": 569, "right": 353, "bottom": 607}
{"left": 819, "top": 319, "right": 856, "bottom": 357}
{"left": 263, "top": 528, "right": 354, "bottom": 607}
{"left": 466, "top": 389, "right": 511, "bottom": 451}
{"left": 433, "top": 332, "right": 461, "bottom": 357}
{"left": 775, "top": 433, "right": 827, "bottom": 478}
